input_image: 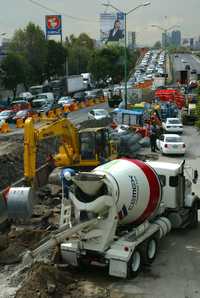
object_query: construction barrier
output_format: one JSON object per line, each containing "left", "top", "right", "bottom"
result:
{"left": 88, "top": 99, "right": 94, "bottom": 106}
{"left": 79, "top": 102, "right": 85, "bottom": 109}
{"left": 32, "top": 113, "right": 40, "bottom": 122}
{"left": 16, "top": 118, "right": 24, "bottom": 128}
{"left": 0, "top": 122, "right": 11, "bottom": 133}
{"left": 47, "top": 110, "right": 55, "bottom": 118}
{"left": 55, "top": 108, "right": 62, "bottom": 117}
{"left": 40, "top": 112, "right": 47, "bottom": 120}
{"left": 84, "top": 100, "right": 90, "bottom": 107}
{"left": 63, "top": 105, "right": 70, "bottom": 113}
{"left": 73, "top": 103, "right": 79, "bottom": 111}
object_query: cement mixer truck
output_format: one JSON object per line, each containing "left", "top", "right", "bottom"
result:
{"left": 59, "top": 158, "right": 200, "bottom": 278}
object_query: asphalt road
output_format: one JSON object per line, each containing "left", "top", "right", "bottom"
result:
{"left": 171, "top": 53, "right": 200, "bottom": 73}
{"left": 0, "top": 102, "right": 109, "bottom": 139}
{"left": 92, "top": 125, "right": 200, "bottom": 298}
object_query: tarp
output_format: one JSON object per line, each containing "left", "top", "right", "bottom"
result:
{"left": 113, "top": 108, "right": 144, "bottom": 116}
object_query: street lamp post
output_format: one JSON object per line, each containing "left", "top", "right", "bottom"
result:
{"left": 151, "top": 24, "right": 179, "bottom": 85}
{"left": 103, "top": 2, "right": 151, "bottom": 109}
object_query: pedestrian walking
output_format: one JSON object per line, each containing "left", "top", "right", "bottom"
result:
{"left": 150, "top": 124, "right": 157, "bottom": 152}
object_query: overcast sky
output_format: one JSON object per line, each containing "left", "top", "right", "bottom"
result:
{"left": 0, "top": 0, "right": 200, "bottom": 45}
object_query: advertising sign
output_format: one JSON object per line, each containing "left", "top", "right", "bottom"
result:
{"left": 100, "top": 12, "right": 125, "bottom": 45}
{"left": 46, "top": 15, "right": 62, "bottom": 35}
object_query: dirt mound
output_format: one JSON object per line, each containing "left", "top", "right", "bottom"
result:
{"left": 0, "top": 228, "right": 50, "bottom": 265}
{"left": 16, "top": 263, "right": 111, "bottom": 298}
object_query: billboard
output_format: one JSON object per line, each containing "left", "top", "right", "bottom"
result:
{"left": 46, "top": 15, "right": 62, "bottom": 35}
{"left": 100, "top": 12, "right": 125, "bottom": 45}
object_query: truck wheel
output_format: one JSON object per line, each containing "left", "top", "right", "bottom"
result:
{"left": 189, "top": 201, "right": 198, "bottom": 229}
{"left": 140, "top": 238, "right": 158, "bottom": 265}
{"left": 127, "top": 250, "right": 141, "bottom": 278}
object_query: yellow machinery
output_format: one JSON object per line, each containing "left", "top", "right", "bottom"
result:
{"left": 24, "top": 117, "right": 117, "bottom": 185}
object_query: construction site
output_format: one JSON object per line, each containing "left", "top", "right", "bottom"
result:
{"left": 0, "top": 89, "right": 200, "bottom": 298}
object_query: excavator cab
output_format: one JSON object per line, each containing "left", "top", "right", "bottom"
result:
{"left": 79, "top": 127, "right": 117, "bottom": 163}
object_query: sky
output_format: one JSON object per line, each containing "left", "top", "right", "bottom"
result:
{"left": 0, "top": 0, "right": 200, "bottom": 46}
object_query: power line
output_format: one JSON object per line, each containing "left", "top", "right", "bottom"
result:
{"left": 27, "top": 0, "right": 98, "bottom": 23}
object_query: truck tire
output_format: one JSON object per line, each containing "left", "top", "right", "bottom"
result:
{"left": 140, "top": 237, "right": 158, "bottom": 265}
{"left": 189, "top": 201, "right": 198, "bottom": 229}
{"left": 127, "top": 249, "right": 141, "bottom": 278}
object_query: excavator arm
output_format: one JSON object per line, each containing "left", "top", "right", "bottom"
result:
{"left": 24, "top": 117, "right": 80, "bottom": 185}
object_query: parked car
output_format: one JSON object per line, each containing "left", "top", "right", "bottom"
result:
{"left": 12, "top": 109, "right": 32, "bottom": 122}
{"left": 0, "top": 110, "right": 15, "bottom": 123}
{"left": 88, "top": 109, "right": 110, "bottom": 120}
{"left": 162, "top": 118, "right": 183, "bottom": 134}
{"left": 156, "top": 134, "right": 186, "bottom": 155}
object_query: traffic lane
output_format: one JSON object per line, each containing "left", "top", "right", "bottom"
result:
{"left": 172, "top": 53, "right": 200, "bottom": 73}
{"left": 157, "top": 125, "right": 200, "bottom": 196}
{"left": 110, "top": 227, "right": 200, "bottom": 298}
{"left": 0, "top": 102, "right": 110, "bottom": 139}
{"left": 68, "top": 102, "right": 109, "bottom": 124}
{"left": 109, "top": 125, "right": 200, "bottom": 298}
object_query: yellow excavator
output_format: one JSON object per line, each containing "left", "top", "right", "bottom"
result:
{"left": 24, "top": 117, "right": 117, "bottom": 185}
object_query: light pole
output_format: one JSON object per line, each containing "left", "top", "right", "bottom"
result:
{"left": 103, "top": 2, "right": 151, "bottom": 109}
{"left": 151, "top": 24, "right": 179, "bottom": 85}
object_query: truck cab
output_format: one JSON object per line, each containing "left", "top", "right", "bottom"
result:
{"left": 146, "top": 161, "right": 199, "bottom": 228}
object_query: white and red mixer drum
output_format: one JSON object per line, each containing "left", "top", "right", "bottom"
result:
{"left": 94, "top": 158, "right": 161, "bottom": 225}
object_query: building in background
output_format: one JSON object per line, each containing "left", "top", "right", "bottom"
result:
{"left": 190, "top": 38, "right": 194, "bottom": 49}
{"left": 162, "top": 32, "right": 171, "bottom": 47}
{"left": 128, "top": 31, "right": 136, "bottom": 49}
{"left": 0, "top": 38, "right": 10, "bottom": 62}
{"left": 171, "top": 30, "right": 181, "bottom": 46}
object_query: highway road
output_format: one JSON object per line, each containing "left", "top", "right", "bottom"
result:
{"left": 171, "top": 53, "right": 200, "bottom": 78}
{"left": 0, "top": 102, "right": 109, "bottom": 139}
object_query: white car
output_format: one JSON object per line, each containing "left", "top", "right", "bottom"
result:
{"left": 162, "top": 118, "right": 183, "bottom": 134}
{"left": 88, "top": 109, "right": 110, "bottom": 120}
{"left": 156, "top": 134, "right": 186, "bottom": 155}
{"left": 58, "top": 96, "right": 75, "bottom": 107}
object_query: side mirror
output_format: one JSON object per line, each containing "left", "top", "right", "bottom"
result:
{"left": 193, "top": 169, "right": 198, "bottom": 184}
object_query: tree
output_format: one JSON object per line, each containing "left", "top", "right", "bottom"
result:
{"left": 88, "top": 45, "right": 139, "bottom": 85}
{"left": 45, "top": 40, "right": 67, "bottom": 79}
{"left": 1, "top": 53, "right": 27, "bottom": 98}
{"left": 153, "top": 41, "right": 161, "bottom": 49}
{"left": 65, "top": 33, "right": 94, "bottom": 75}
{"left": 10, "top": 22, "right": 47, "bottom": 85}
